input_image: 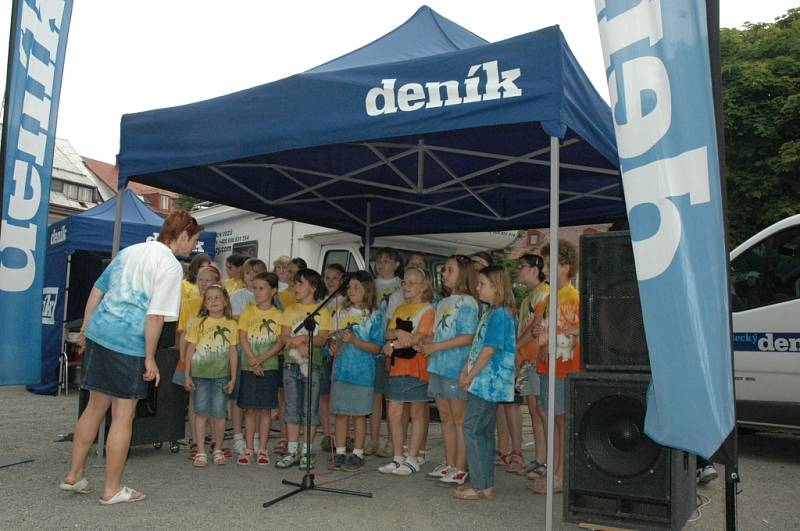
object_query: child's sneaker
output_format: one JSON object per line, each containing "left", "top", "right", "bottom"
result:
{"left": 256, "top": 449, "right": 270, "bottom": 466}
{"left": 417, "top": 451, "right": 427, "bottom": 467}
{"left": 378, "top": 458, "right": 404, "bottom": 474}
{"left": 439, "top": 469, "right": 468, "bottom": 486}
{"left": 275, "top": 451, "right": 299, "bottom": 469}
{"left": 299, "top": 454, "right": 315, "bottom": 471}
{"left": 343, "top": 453, "right": 365, "bottom": 472}
{"left": 392, "top": 458, "right": 419, "bottom": 476}
{"left": 332, "top": 453, "right": 346, "bottom": 470}
{"left": 427, "top": 462, "right": 450, "bottom": 479}
{"left": 232, "top": 436, "right": 246, "bottom": 455}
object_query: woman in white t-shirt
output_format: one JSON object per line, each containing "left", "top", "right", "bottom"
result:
{"left": 60, "top": 209, "right": 203, "bottom": 505}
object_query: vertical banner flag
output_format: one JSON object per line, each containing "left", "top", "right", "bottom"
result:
{"left": 0, "top": 0, "right": 73, "bottom": 385}
{"left": 594, "top": 0, "right": 734, "bottom": 458}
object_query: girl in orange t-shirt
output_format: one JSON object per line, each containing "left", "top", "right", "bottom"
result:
{"left": 378, "top": 266, "right": 435, "bottom": 476}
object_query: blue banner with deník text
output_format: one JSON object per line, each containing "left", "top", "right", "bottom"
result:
{"left": 0, "top": 0, "right": 73, "bottom": 385}
{"left": 594, "top": 0, "right": 735, "bottom": 458}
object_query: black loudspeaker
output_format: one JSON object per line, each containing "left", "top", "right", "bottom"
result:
{"left": 580, "top": 231, "right": 650, "bottom": 371}
{"left": 565, "top": 372, "right": 696, "bottom": 530}
{"left": 78, "top": 348, "right": 187, "bottom": 447}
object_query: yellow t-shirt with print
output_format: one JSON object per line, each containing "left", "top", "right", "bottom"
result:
{"left": 238, "top": 305, "right": 283, "bottom": 372}
{"left": 178, "top": 296, "right": 202, "bottom": 333}
{"left": 186, "top": 316, "right": 239, "bottom": 379}
{"left": 224, "top": 277, "right": 246, "bottom": 295}
{"left": 280, "top": 303, "right": 332, "bottom": 366}
{"left": 277, "top": 289, "right": 297, "bottom": 309}
{"left": 182, "top": 279, "right": 199, "bottom": 301}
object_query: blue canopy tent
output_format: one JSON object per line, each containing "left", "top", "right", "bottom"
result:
{"left": 31, "top": 189, "right": 216, "bottom": 395}
{"left": 117, "top": 8, "right": 623, "bottom": 237}
{"left": 115, "top": 7, "right": 622, "bottom": 525}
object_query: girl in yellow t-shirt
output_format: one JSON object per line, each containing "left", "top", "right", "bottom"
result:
{"left": 236, "top": 272, "right": 284, "bottom": 466}
{"left": 184, "top": 285, "right": 239, "bottom": 467}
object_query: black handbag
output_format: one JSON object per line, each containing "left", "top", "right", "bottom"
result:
{"left": 391, "top": 317, "right": 417, "bottom": 361}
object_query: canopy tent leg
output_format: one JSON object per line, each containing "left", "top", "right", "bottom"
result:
{"left": 59, "top": 255, "right": 72, "bottom": 397}
{"left": 111, "top": 186, "right": 124, "bottom": 258}
{"left": 363, "top": 201, "right": 372, "bottom": 271}
{"left": 545, "top": 135, "right": 559, "bottom": 531}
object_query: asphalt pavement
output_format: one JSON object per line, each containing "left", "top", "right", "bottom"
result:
{"left": 1, "top": 387, "right": 798, "bottom": 530}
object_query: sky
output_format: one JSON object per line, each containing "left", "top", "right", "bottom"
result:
{"left": 1, "top": 0, "right": 797, "bottom": 163}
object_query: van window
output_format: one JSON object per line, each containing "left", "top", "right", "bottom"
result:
{"left": 323, "top": 249, "right": 358, "bottom": 272}
{"left": 731, "top": 226, "right": 800, "bottom": 312}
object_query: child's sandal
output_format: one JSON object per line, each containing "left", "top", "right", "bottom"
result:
{"left": 237, "top": 449, "right": 253, "bottom": 466}
{"left": 525, "top": 460, "right": 547, "bottom": 479}
{"left": 275, "top": 438, "right": 288, "bottom": 455}
{"left": 187, "top": 443, "right": 198, "bottom": 461}
{"left": 495, "top": 451, "right": 511, "bottom": 466}
{"left": 506, "top": 451, "right": 524, "bottom": 474}
{"left": 257, "top": 449, "right": 270, "bottom": 466}
{"left": 193, "top": 452, "right": 208, "bottom": 468}
{"left": 212, "top": 449, "right": 227, "bottom": 465}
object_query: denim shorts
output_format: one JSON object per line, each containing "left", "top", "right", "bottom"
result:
{"left": 237, "top": 370, "right": 279, "bottom": 410}
{"left": 539, "top": 374, "right": 565, "bottom": 416}
{"left": 331, "top": 380, "right": 373, "bottom": 416}
{"left": 518, "top": 364, "right": 540, "bottom": 397}
{"left": 373, "top": 354, "right": 389, "bottom": 395}
{"left": 387, "top": 375, "right": 429, "bottom": 403}
{"left": 193, "top": 377, "right": 230, "bottom": 418}
{"left": 427, "top": 373, "right": 467, "bottom": 400}
{"left": 80, "top": 338, "right": 148, "bottom": 400}
{"left": 283, "top": 363, "right": 321, "bottom": 426}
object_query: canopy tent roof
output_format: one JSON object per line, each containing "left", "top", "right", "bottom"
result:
{"left": 118, "top": 6, "right": 623, "bottom": 237}
{"left": 47, "top": 189, "right": 216, "bottom": 255}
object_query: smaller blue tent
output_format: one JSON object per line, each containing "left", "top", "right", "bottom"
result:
{"left": 32, "top": 190, "right": 215, "bottom": 395}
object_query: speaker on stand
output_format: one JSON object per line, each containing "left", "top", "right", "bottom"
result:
{"left": 564, "top": 232, "right": 696, "bottom": 530}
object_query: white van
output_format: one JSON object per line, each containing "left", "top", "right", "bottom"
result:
{"left": 192, "top": 203, "right": 518, "bottom": 288}
{"left": 731, "top": 214, "right": 800, "bottom": 432}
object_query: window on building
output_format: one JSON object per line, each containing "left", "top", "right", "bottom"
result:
{"left": 160, "top": 194, "right": 171, "bottom": 210}
{"left": 78, "top": 186, "right": 94, "bottom": 202}
{"left": 51, "top": 179, "right": 63, "bottom": 192}
{"left": 63, "top": 182, "right": 78, "bottom": 200}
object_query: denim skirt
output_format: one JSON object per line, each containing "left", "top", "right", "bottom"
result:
{"left": 331, "top": 380, "right": 374, "bottom": 416}
{"left": 386, "top": 375, "right": 429, "bottom": 403}
{"left": 80, "top": 338, "right": 148, "bottom": 400}
{"left": 237, "top": 370, "right": 280, "bottom": 410}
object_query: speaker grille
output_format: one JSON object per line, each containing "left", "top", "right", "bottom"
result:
{"left": 565, "top": 372, "right": 696, "bottom": 530}
{"left": 581, "top": 231, "right": 650, "bottom": 371}
{"left": 581, "top": 395, "right": 663, "bottom": 479}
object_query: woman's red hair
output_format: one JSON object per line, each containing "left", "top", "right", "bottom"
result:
{"left": 158, "top": 208, "right": 203, "bottom": 244}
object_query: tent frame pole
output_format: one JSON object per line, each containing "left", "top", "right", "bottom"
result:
{"left": 363, "top": 202, "right": 372, "bottom": 270}
{"left": 58, "top": 254, "right": 72, "bottom": 396}
{"left": 111, "top": 186, "right": 124, "bottom": 258}
{"left": 545, "top": 136, "right": 559, "bottom": 531}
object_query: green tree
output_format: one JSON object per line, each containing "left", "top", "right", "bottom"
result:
{"left": 175, "top": 195, "right": 203, "bottom": 211}
{"left": 721, "top": 8, "right": 800, "bottom": 245}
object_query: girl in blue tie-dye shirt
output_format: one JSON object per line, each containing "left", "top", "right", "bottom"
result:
{"left": 454, "top": 265, "right": 516, "bottom": 501}
{"left": 419, "top": 255, "right": 479, "bottom": 486}
{"left": 329, "top": 271, "right": 385, "bottom": 471}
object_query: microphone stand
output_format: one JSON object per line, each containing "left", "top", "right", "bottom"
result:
{"left": 263, "top": 279, "right": 372, "bottom": 508}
